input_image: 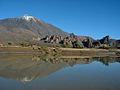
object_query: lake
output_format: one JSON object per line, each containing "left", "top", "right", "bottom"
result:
{"left": 0, "top": 54, "right": 120, "bottom": 90}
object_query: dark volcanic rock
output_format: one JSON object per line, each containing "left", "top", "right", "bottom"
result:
{"left": 116, "top": 40, "right": 120, "bottom": 48}
{"left": 93, "top": 41, "right": 101, "bottom": 48}
{"left": 100, "top": 35, "right": 110, "bottom": 45}
{"left": 98, "top": 35, "right": 120, "bottom": 48}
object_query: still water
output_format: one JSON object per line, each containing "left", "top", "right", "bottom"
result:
{"left": 0, "top": 54, "right": 120, "bottom": 90}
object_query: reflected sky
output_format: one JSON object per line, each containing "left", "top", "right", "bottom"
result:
{"left": 0, "top": 54, "right": 120, "bottom": 90}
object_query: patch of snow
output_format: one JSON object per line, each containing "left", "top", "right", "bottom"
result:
{"left": 20, "top": 14, "right": 37, "bottom": 22}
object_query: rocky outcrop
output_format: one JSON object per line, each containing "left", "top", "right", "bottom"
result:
{"left": 97, "top": 35, "right": 120, "bottom": 48}
{"left": 41, "top": 34, "right": 120, "bottom": 49}
{"left": 100, "top": 35, "right": 110, "bottom": 45}
{"left": 41, "top": 35, "right": 62, "bottom": 44}
{"left": 116, "top": 40, "right": 120, "bottom": 48}
{"left": 82, "top": 38, "right": 93, "bottom": 48}
{"left": 41, "top": 34, "right": 84, "bottom": 48}
{"left": 93, "top": 41, "right": 101, "bottom": 48}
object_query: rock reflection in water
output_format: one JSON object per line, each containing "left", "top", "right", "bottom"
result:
{"left": 0, "top": 54, "right": 120, "bottom": 83}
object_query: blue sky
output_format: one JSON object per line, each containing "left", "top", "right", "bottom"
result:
{"left": 0, "top": 0, "right": 120, "bottom": 39}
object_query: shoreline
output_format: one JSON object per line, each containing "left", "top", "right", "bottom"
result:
{"left": 0, "top": 47, "right": 120, "bottom": 57}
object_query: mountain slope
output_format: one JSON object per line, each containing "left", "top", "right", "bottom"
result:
{"left": 0, "top": 15, "right": 68, "bottom": 44}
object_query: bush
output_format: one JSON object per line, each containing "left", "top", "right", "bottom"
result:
{"left": 20, "top": 42, "right": 29, "bottom": 47}
{"left": 61, "top": 44, "right": 72, "bottom": 48}
{"left": 75, "top": 44, "right": 84, "bottom": 48}
{"left": 7, "top": 42, "right": 12, "bottom": 45}
{"left": 73, "top": 44, "right": 84, "bottom": 48}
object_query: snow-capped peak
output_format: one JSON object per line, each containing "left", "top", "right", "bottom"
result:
{"left": 20, "top": 14, "right": 37, "bottom": 22}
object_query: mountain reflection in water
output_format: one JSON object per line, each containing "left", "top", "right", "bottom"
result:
{"left": 0, "top": 54, "right": 120, "bottom": 83}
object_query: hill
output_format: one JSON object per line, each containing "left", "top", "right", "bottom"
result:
{"left": 0, "top": 15, "right": 68, "bottom": 45}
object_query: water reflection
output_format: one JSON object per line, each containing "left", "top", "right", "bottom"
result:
{"left": 0, "top": 54, "right": 120, "bottom": 83}
{"left": 94, "top": 57, "right": 120, "bottom": 66}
